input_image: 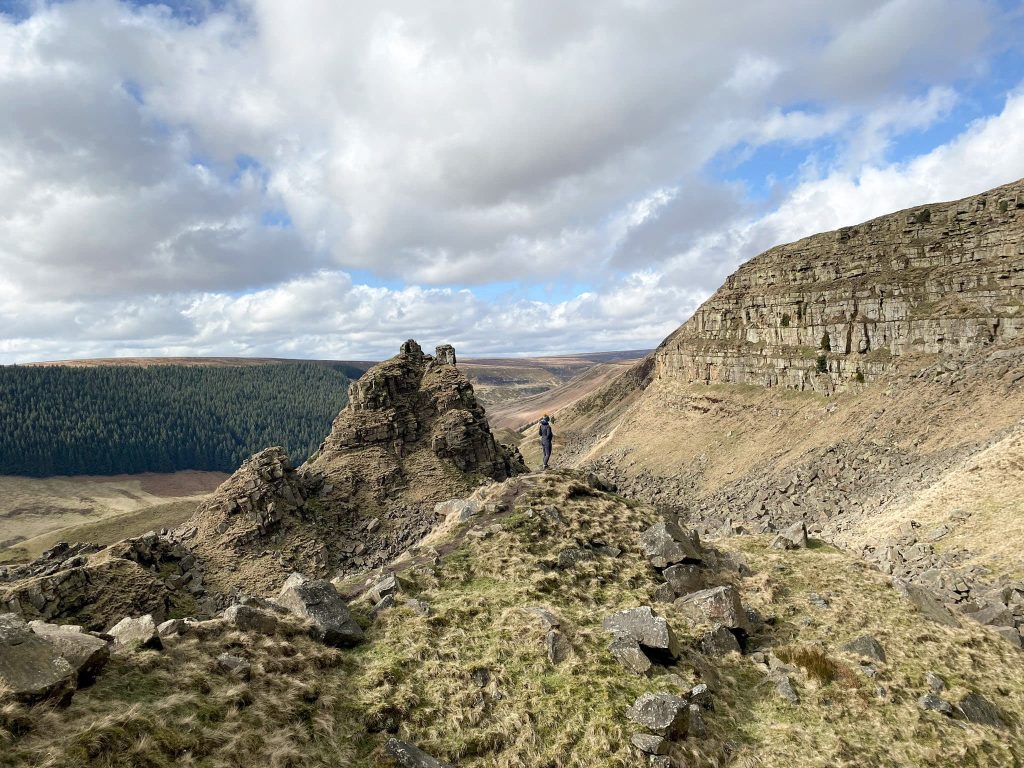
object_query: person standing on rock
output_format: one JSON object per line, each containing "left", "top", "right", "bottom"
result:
{"left": 539, "top": 415, "right": 554, "bottom": 470}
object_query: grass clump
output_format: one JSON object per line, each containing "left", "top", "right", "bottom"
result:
{"left": 775, "top": 645, "right": 858, "bottom": 688}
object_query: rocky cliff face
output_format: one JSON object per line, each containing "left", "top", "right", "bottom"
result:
{"left": 174, "top": 340, "right": 524, "bottom": 600}
{"left": 657, "top": 178, "right": 1024, "bottom": 393}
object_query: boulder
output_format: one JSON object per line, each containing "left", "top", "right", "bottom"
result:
{"left": 662, "top": 564, "right": 704, "bottom": 596}
{"left": 433, "top": 498, "right": 484, "bottom": 522}
{"left": 609, "top": 635, "right": 652, "bottom": 675}
{"left": 216, "top": 653, "right": 252, "bottom": 680}
{"left": 107, "top": 615, "right": 163, "bottom": 652}
{"left": 687, "top": 704, "right": 707, "bottom": 738}
{"left": 372, "top": 594, "right": 396, "bottom": 617}
{"left": 970, "top": 604, "right": 1014, "bottom": 627}
{"left": 28, "top": 621, "right": 109, "bottom": 685}
{"left": 924, "top": 671, "right": 946, "bottom": 693}
{"left": 699, "top": 625, "right": 740, "bottom": 656}
{"left": 625, "top": 692, "right": 689, "bottom": 738}
{"left": 630, "top": 733, "right": 669, "bottom": 755}
{"left": 689, "top": 683, "right": 712, "bottom": 710}
{"left": 0, "top": 613, "right": 76, "bottom": 704}
{"left": 893, "top": 581, "right": 958, "bottom": 627}
{"left": 771, "top": 521, "right": 808, "bottom": 550}
{"left": 545, "top": 629, "right": 571, "bottom": 665}
{"left": 771, "top": 670, "right": 799, "bottom": 704}
{"left": 840, "top": 635, "right": 886, "bottom": 663}
{"left": 406, "top": 598, "right": 432, "bottom": 617}
{"left": 557, "top": 548, "right": 594, "bottom": 569}
{"left": 384, "top": 737, "right": 452, "bottom": 768}
{"left": 523, "top": 606, "right": 561, "bottom": 630}
{"left": 640, "top": 522, "right": 702, "bottom": 569}
{"left": 652, "top": 583, "right": 676, "bottom": 603}
{"left": 368, "top": 574, "right": 400, "bottom": 604}
{"left": 675, "top": 586, "right": 750, "bottom": 633}
{"left": 157, "top": 618, "right": 188, "bottom": 638}
{"left": 222, "top": 604, "right": 278, "bottom": 635}
{"left": 917, "top": 692, "right": 954, "bottom": 716}
{"left": 275, "top": 574, "right": 364, "bottom": 647}
{"left": 991, "top": 626, "right": 1021, "bottom": 647}
{"left": 602, "top": 607, "right": 679, "bottom": 659}
{"left": 957, "top": 692, "right": 1007, "bottom": 729}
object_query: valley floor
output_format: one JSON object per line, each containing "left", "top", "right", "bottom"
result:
{"left": 0, "top": 472, "right": 226, "bottom": 565}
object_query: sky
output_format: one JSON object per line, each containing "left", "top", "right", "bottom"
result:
{"left": 1, "top": 0, "right": 1024, "bottom": 362}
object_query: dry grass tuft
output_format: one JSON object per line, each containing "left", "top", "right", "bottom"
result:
{"left": 775, "top": 645, "right": 858, "bottom": 688}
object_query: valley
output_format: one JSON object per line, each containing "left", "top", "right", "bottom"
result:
{"left": 2, "top": 179, "right": 1024, "bottom": 767}
{"left": 0, "top": 472, "right": 226, "bottom": 564}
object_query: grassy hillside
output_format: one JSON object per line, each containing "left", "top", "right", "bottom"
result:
{"left": 3, "top": 472, "right": 1020, "bottom": 767}
{"left": 0, "top": 472, "right": 225, "bottom": 564}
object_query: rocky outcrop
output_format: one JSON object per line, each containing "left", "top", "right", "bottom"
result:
{"left": 182, "top": 447, "right": 311, "bottom": 548}
{"left": 0, "top": 536, "right": 199, "bottom": 631}
{"left": 274, "top": 573, "right": 364, "bottom": 647}
{"left": 0, "top": 613, "right": 77, "bottom": 704}
{"left": 159, "top": 340, "right": 524, "bottom": 601}
{"left": 655, "top": 179, "right": 1024, "bottom": 394}
{"left": 311, "top": 340, "right": 520, "bottom": 481}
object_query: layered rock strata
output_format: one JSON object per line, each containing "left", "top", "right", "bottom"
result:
{"left": 657, "top": 178, "right": 1024, "bottom": 393}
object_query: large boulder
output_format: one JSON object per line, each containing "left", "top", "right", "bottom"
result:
{"left": 608, "top": 635, "right": 652, "bottom": 675}
{"left": 28, "top": 621, "right": 110, "bottom": 685}
{"left": 957, "top": 692, "right": 1007, "bottom": 729}
{"left": 893, "top": 581, "right": 958, "bottom": 627}
{"left": 275, "top": 573, "right": 364, "bottom": 647}
{"left": 625, "top": 692, "right": 690, "bottom": 738}
{"left": 969, "top": 604, "right": 1014, "bottom": 627}
{"left": 0, "top": 613, "right": 76, "bottom": 704}
{"left": 699, "top": 625, "right": 741, "bottom": 656}
{"left": 675, "top": 586, "right": 750, "bottom": 634}
{"left": 640, "top": 522, "right": 702, "bottom": 569}
{"left": 662, "top": 564, "right": 704, "bottom": 596}
{"left": 771, "top": 520, "right": 808, "bottom": 550}
{"left": 107, "top": 614, "right": 163, "bottom": 652}
{"left": 384, "top": 737, "right": 452, "bottom": 768}
{"left": 602, "top": 607, "right": 680, "bottom": 659}
{"left": 840, "top": 635, "right": 886, "bottom": 663}
{"left": 222, "top": 604, "right": 279, "bottom": 635}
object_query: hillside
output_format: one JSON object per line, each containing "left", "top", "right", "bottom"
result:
{"left": 539, "top": 177, "right": 1024, "bottom": 652}
{"left": 3, "top": 471, "right": 1022, "bottom": 768}
{"left": 0, "top": 472, "right": 226, "bottom": 566}
{"left": 485, "top": 359, "right": 643, "bottom": 431}
{"left": 0, "top": 363, "right": 350, "bottom": 477}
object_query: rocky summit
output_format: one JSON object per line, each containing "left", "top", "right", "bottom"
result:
{"left": 4, "top": 184, "right": 1024, "bottom": 768}
{"left": 0, "top": 341, "right": 524, "bottom": 627}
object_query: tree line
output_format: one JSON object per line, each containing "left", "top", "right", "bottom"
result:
{"left": 0, "top": 364, "right": 350, "bottom": 476}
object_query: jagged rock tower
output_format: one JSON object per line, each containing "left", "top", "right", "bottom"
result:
{"left": 177, "top": 340, "right": 524, "bottom": 599}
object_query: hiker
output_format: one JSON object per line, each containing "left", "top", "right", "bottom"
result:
{"left": 539, "top": 415, "right": 553, "bottom": 470}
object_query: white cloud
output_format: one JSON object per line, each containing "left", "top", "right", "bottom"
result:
{"left": 0, "top": 0, "right": 1021, "bottom": 362}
